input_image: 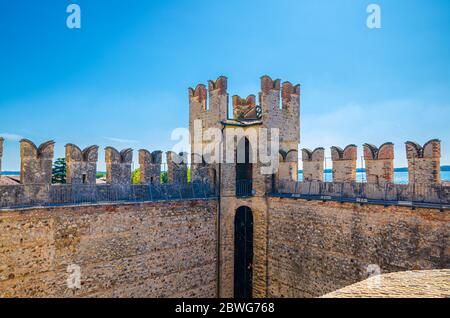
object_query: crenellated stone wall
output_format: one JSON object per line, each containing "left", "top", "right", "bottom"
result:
{"left": 167, "top": 152, "right": 188, "bottom": 184}
{"left": 363, "top": 143, "right": 395, "bottom": 184}
{"left": 105, "top": 147, "right": 133, "bottom": 185}
{"left": 302, "top": 148, "right": 324, "bottom": 182}
{"left": 331, "top": 145, "right": 357, "bottom": 183}
{"left": 139, "top": 150, "right": 162, "bottom": 185}
{"left": 65, "top": 144, "right": 99, "bottom": 185}
{"left": 406, "top": 140, "right": 441, "bottom": 184}
{"left": 20, "top": 139, "right": 55, "bottom": 185}
{"left": 0, "top": 199, "right": 218, "bottom": 298}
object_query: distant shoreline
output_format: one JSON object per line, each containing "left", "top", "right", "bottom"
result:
{"left": 2, "top": 166, "right": 450, "bottom": 176}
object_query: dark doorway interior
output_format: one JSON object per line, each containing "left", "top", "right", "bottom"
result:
{"left": 236, "top": 138, "right": 253, "bottom": 197}
{"left": 234, "top": 206, "right": 253, "bottom": 298}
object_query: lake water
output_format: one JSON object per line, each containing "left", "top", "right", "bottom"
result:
{"left": 2, "top": 170, "right": 450, "bottom": 184}
{"left": 298, "top": 171, "right": 450, "bottom": 184}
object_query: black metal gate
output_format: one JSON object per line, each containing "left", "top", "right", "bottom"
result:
{"left": 236, "top": 138, "right": 253, "bottom": 197}
{"left": 234, "top": 206, "right": 253, "bottom": 298}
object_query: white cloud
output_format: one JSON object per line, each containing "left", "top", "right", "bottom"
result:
{"left": 0, "top": 133, "right": 24, "bottom": 142}
{"left": 104, "top": 137, "right": 140, "bottom": 144}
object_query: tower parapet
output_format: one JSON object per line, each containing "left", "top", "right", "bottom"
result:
{"left": 405, "top": 139, "right": 441, "bottom": 184}
{"left": 232, "top": 95, "right": 257, "bottom": 119}
{"left": 167, "top": 151, "right": 188, "bottom": 184}
{"left": 191, "top": 153, "right": 214, "bottom": 183}
{"left": 65, "top": 144, "right": 99, "bottom": 185}
{"left": 363, "top": 143, "right": 394, "bottom": 184}
{"left": 139, "top": 149, "right": 162, "bottom": 185}
{"left": 189, "top": 76, "right": 228, "bottom": 165}
{"left": 105, "top": 147, "right": 133, "bottom": 185}
{"left": 0, "top": 137, "right": 4, "bottom": 173}
{"left": 331, "top": 145, "right": 357, "bottom": 182}
{"left": 302, "top": 148, "right": 325, "bottom": 182}
{"left": 20, "top": 139, "right": 55, "bottom": 184}
{"left": 260, "top": 76, "right": 300, "bottom": 143}
{"left": 260, "top": 76, "right": 301, "bottom": 183}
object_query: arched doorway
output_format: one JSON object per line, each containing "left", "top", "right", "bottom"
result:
{"left": 236, "top": 137, "right": 253, "bottom": 197}
{"left": 234, "top": 206, "right": 253, "bottom": 298}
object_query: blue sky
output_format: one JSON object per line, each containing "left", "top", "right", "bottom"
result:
{"left": 0, "top": 0, "right": 449, "bottom": 171}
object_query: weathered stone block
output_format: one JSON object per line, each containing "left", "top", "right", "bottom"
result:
{"left": 331, "top": 145, "right": 357, "bottom": 183}
{"left": 20, "top": 139, "right": 55, "bottom": 185}
{"left": 302, "top": 148, "right": 325, "bottom": 182}
{"left": 167, "top": 151, "right": 188, "bottom": 184}
{"left": 65, "top": 144, "right": 99, "bottom": 185}
{"left": 139, "top": 149, "right": 162, "bottom": 185}
{"left": 363, "top": 143, "right": 394, "bottom": 184}
{"left": 405, "top": 140, "right": 441, "bottom": 184}
{"left": 105, "top": 147, "right": 133, "bottom": 185}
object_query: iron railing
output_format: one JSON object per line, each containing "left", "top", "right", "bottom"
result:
{"left": 0, "top": 181, "right": 217, "bottom": 210}
{"left": 236, "top": 179, "right": 253, "bottom": 198}
{"left": 272, "top": 180, "right": 450, "bottom": 210}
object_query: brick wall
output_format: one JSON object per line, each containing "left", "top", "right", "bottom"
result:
{"left": 0, "top": 199, "right": 217, "bottom": 298}
{"left": 267, "top": 198, "right": 449, "bottom": 297}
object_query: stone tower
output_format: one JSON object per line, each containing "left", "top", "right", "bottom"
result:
{"left": 188, "top": 75, "right": 300, "bottom": 298}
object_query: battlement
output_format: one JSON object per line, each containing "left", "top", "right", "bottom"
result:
{"left": 105, "top": 147, "right": 133, "bottom": 185}
{"left": 188, "top": 76, "right": 228, "bottom": 112}
{"left": 302, "top": 148, "right": 325, "bottom": 182}
{"left": 139, "top": 149, "right": 162, "bottom": 185}
{"left": 331, "top": 145, "right": 357, "bottom": 161}
{"left": 260, "top": 75, "right": 300, "bottom": 110}
{"left": 405, "top": 139, "right": 441, "bottom": 184}
{"left": 330, "top": 145, "right": 357, "bottom": 182}
{"left": 65, "top": 144, "right": 99, "bottom": 185}
{"left": 405, "top": 139, "right": 441, "bottom": 159}
{"left": 363, "top": 143, "right": 394, "bottom": 184}
{"left": 20, "top": 139, "right": 55, "bottom": 184}
{"left": 232, "top": 95, "right": 257, "bottom": 119}
{"left": 259, "top": 75, "right": 300, "bottom": 146}
{"left": 167, "top": 151, "right": 188, "bottom": 184}
{"left": 302, "top": 148, "right": 325, "bottom": 162}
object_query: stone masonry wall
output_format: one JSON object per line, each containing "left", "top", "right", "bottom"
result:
{"left": 302, "top": 148, "right": 325, "bottom": 182}
{"left": 363, "top": 143, "right": 394, "bottom": 184}
{"left": 139, "top": 150, "right": 162, "bottom": 185}
{"left": 0, "top": 199, "right": 217, "bottom": 298}
{"left": 331, "top": 145, "right": 357, "bottom": 183}
{"left": 65, "top": 144, "right": 99, "bottom": 185}
{"left": 267, "top": 198, "right": 449, "bottom": 298}
{"left": 20, "top": 140, "right": 55, "bottom": 185}
{"left": 406, "top": 140, "right": 441, "bottom": 184}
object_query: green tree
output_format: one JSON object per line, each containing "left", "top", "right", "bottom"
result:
{"left": 131, "top": 168, "right": 141, "bottom": 185}
{"left": 52, "top": 158, "right": 67, "bottom": 184}
{"left": 160, "top": 171, "right": 168, "bottom": 184}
